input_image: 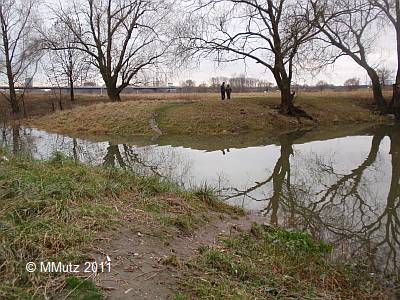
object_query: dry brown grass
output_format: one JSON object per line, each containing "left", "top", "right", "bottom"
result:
{"left": 18, "top": 90, "right": 392, "bottom": 138}
{"left": 0, "top": 92, "right": 219, "bottom": 119}
{"left": 25, "top": 101, "right": 162, "bottom": 136}
{"left": 154, "top": 91, "right": 389, "bottom": 135}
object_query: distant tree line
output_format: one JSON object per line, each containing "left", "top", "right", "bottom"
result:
{"left": 181, "top": 74, "right": 394, "bottom": 93}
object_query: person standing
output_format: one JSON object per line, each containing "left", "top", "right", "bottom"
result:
{"left": 220, "top": 82, "right": 226, "bottom": 100}
{"left": 226, "top": 84, "right": 232, "bottom": 99}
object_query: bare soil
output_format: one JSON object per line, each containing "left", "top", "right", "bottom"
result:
{"left": 93, "top": 212, "right": 265, "bottom": 299}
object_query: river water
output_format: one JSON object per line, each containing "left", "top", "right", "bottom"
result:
{"left": 1, "top": 124, "right": 399, "bottom": 279}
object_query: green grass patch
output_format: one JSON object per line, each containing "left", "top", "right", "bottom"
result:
{"left": 64, "top": 276, "right": 102, "bottom": 300}
{"left": 179, "top": 223, "right": 391, "bottom": 299}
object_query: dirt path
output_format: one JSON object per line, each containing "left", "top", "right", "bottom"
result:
{"left": 149, "top": 114, "right": 163, "bottom": 135}
{"left": 93, "top": 212, "right": 265, "bottom": 299}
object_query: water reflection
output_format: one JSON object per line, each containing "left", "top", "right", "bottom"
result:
{"left": 0, "top": 126, "right": 193, "bottom": 185}
{"left": 101, "top": 143, "right": 193, "bottom": 184}
{"left": 1, "top": 126, "right": 37, "bottom": 156}
{"left": 1, "top": 124, "right": 400, "bottom": 278}
{"left": 226, "top": 125, "right": 399, "bottom": 277}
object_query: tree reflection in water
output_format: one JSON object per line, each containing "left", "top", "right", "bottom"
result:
{"left": 102, "top": 143, "right": 193, "bottom": 185}
{"left": 224, "top": 130, "right": 306, "bottom": 226}
{"left": 1, "top": 125, "right": 36, "bottom": 156}
{"left": 0, "top": 127, "right": 193, "bottom": 187}
{"left": 226, "top": 125, "right": 400, "bottom": 277}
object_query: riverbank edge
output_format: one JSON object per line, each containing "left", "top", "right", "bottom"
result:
{"left": 0, "top": 150, "right": 395, "bottom": 299}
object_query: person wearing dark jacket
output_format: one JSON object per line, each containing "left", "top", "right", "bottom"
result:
{"left": 220, "top": 82, "right": 226, "bottom": 100}
{"left": 226, "top": 84, "right": 232, "bottom": 99}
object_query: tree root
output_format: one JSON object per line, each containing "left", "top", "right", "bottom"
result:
{"left": 287, "top": 105, "right": 314, "bottom": 120}
{"left": 273, "top": 104, "right": 314, "bottom": 120}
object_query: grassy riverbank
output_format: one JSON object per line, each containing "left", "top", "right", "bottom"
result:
{"left": 21, "top": 91, "right": 391, "bottom": 138}
{"left": 0, "top": 149, "right": 396, "bottom": 299}
{"left": 0, "top": 149, "right": 241, "bottom": 299}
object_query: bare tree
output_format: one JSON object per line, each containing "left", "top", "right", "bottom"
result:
{"left": 42, "top": 59, "right": 67, "bottom": 112}
{"left": 209, "top": 77, "right": 220, "bottom": 88}
{"left": 312, "top": 0, "right": 388, "bottom": 112}
{"left": 181, "top": 79, "right": 196, "bottom": 87}
{"left": 229, "top": 75, "right": 247, "bottom": 93}
{"left": 44, "top": 20, "right": 92, "bottom": 103}
{"left": 179, "top": 0, "right": 321, "bottom": 115}
{"left": 316, "top": 80, "right": 329, "bottom": 91}
{"left": 369, "top": 0, "right": 400, "bottom": 118}
{"left": 344, "top": 77, "right": 361, "bottom": 88}
{"left": 0, "top": 0, "right": 41, "bottom": 115}
{"left": 209, "top": 76, "right": 229, "bottom": 89}
{"left": 180, "top": 78, "right": 196, "bottom": 92}
{"left": 54, "top": 0, "right": 173, "bottom": 102}
{"left": 377, "top": 67, "right": 394, "bottom": 87}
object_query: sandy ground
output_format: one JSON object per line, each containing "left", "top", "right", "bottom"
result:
{"left": 94, "top": 212, "right": 265, "bottom": 299}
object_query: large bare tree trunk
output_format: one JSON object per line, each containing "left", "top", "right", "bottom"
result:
{"left": 68, "top": 51, "right": 75, "bottom": 103}
{"left": 373, "top": 0, "right": 400, "bottom": 118}
{"left": 280, "top": 86, "right": 294, "bottom": 115}
{"left": 101, "top": 69, "right": 122, "bottom": 102}
{"left": 273, "top": 67, "right": 295, "bottom": 115}
{"left": 2, "top": 29, "right": 20, "bottom": 114}
{"left": 392, "top": 83, "right": 400, "bottom": 119}
{"left": 69, "top": 74, "right": 75, "bottom": 103}
{"left": 392, "top": 4, "right": 400, "bottom": 120}
{"left": 367, "top": 68, "right": 387, "bottom": 112}
{"left": 8, "top": 83, "right": 19, "bottom": 115}
{"left": 106, "top": 86, "right": 122, "bottom": 102}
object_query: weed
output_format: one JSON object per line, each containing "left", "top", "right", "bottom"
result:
{"left": 64, "top": 276, "right": 102, "bottom": 300}
{"left": 192, "top": 182, "right": 218, "bottom": 205}
{"left": 164, "top": 213, "right": 205, "bottom": 234}
{"left": 174, "top": 292, "right": 188, "bottom": 300}
{"left": 190, "top": 182, "right": 244, "bottom": 216}
{"left": 161, "top": 255, "right": 182, "bottom": 268}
